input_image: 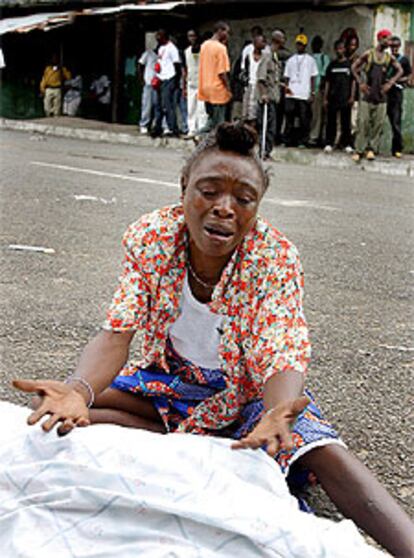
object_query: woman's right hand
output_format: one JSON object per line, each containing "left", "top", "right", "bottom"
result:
{"left": 12, "top": 379, "right": 91, "bottom": 436}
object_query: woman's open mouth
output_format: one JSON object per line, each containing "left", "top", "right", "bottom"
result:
{"left": 204, "top": 225, "right": 234, "bottom": 242}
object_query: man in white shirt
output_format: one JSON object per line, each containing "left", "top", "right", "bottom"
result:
{"left": 152, "top": 29, "right": 181, "bottom": 137}
{"left": 138, "top": 39, "right": 158, "bottom": 134}
{"left": 240, "top": 25, "right": 270, "bottom": 70}
{"left": 183, "top": 29, "right": 208, "bottom": 138}
{"left": 241, "top": 34, "right": 266, "bottom": 124}
{"left": 284, "top": 34, "right": 318, "bottom": 147}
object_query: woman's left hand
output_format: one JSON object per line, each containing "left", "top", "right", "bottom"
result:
{"left": 231, "top": 395, "right": 310, "bottom": 457}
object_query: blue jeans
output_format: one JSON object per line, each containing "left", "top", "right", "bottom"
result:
{"left": 139, "top": 84, "right": 157, "bottom": 128}
{"left": 154, "top": 77, "right": 178, "bottom": 135}
{"left": 174, "top": 88, "right": 188, "bottom": 134}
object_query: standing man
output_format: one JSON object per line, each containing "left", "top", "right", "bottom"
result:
{"left": 274, "top": 28, "right": 291, "bottom": 145}
{"left": 40, "top": 53, "right": 71, "bottom": 117}
{"left": 198, "top": 21, "right": 232, "bottom": 133}
{"left": 183, "top": 29, "right": 207, "bottom": 138}
{"left": 283, "top": 34, "right": 318, "bottom": 147}
{"left": 240, "top": 26, "right": 269, "bottom": 72}
{"left": 343, "top": 32, "right": 360, "bottom": 140}
{"left": 256, "top": 30, "right": 283, "bottom": 160}
{"left": 309, "top": 35, "right": 330, "bottom": 146}
{"left": 386, "top": 35, "right": 412, "bottom": 158}
{"left": 152, "top": 29, "right": 181, "bottom": 137}
{"left": 352, "top": 29, "right": 403, "bottom": 161}
{"left": 138, "top": 37, "right": 158, "bottom": 134}
{"left": 323, "top": 39, "right": 355, "bottom": 153}
{"left": 242, "top": 34, "right": 267, "bottom": 126}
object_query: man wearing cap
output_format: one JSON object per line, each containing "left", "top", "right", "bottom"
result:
{"left": 283, "top": 34, "right": 318, "bottom": 147}
{"left": 352, "top": 29, "right": 403, "bottom": 161}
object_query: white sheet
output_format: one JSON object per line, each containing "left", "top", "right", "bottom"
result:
{"left": 0, "top": 402, "right": 387, "bottom": 558}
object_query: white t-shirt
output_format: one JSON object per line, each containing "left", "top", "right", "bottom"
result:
{"left": 169, "top": 273, "right": 223, "bottom": 369}
{"left": 185, "top": 46, "right": 200, "bottom": 88}
{"left": 241, "top": 42, "right": 270, "bottom": 70}
{"left": 247, "top": 51, "right": 261, "bottom": 85}
{"left": 284, "top": 53, "right": 318, "bottom": 100}
{"left": 139, "top": 49, "right": 157, "bottom": 85}
{"left": 157, "top": 41, "right": 180, "bottom": 81}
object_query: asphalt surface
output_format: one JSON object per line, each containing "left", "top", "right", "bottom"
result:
{"left": 1, "top": 129, "right": 413, "bottom": 520}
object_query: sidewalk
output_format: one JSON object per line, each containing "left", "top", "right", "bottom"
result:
{"left": 1, "top": 116, "right": 413, "bottom": 178}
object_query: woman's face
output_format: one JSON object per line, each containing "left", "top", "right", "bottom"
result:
{"left": 182, "top": 150, "right": 265, "bottom": 258}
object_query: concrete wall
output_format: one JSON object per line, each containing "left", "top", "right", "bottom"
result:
{"left": 201, "top": 5, "right": 375, "bottom": 62}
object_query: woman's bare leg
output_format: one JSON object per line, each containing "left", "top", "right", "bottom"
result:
{"left": 90, "top": 387, "right": 166, "bottom": 433}
{"left": 299, "top": 444, "right": 414, "bottom": 557}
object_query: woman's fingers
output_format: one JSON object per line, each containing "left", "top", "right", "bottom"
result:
{"left": 30, "top": 395, "right": 43, "bottom": 411}
{"left": 57, "top": 419, "right": 76, "bottom": 437}
{"left": 27, "top": 402, "right": 51, "bottom": 425}
{"left": 231, "top": 433, "right": 267, "bottom": 451}
{"left": 12, "top": 379, "right": 46, "bottom": 395}
{"left": 266, "top": 438, "right": 279, "bottom": 457}
{"left": 75, "top": 416, "right": 90, "bottom": 428}
{"left": 41, "top": 413, "right": 62, "bottom": 432}
{"left": 278, "top": 423, "right": 294, "bottom": 451}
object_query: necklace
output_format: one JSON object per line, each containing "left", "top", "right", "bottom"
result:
{"left": 187, "top": 260, "right": 219, "bottom": 290}
{"left": 295, "top": 54, "right": 305, "bottom": 79}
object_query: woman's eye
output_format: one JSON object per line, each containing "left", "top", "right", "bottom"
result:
{"left": 237, "top": 197, "right": 252, "bottom": 206}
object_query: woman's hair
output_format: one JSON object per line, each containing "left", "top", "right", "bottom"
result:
{"left": 181, "top": 122, "right": 270, "bottom": 191}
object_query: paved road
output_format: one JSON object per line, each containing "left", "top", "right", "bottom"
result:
{"left": 1, "top": 129, "right": 413, "bottom": 518}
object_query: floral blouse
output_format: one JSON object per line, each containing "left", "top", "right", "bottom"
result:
{"left": 104, "top": 205, "right": 311, "bottom": 434}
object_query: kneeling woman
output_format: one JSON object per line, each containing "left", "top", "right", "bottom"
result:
{"left": 15, "top": 123, "right": 413, "bottom": 557}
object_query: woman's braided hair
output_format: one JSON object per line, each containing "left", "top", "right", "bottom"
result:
{"left": 181, "top": 122, "right": 270, "bottom": 191}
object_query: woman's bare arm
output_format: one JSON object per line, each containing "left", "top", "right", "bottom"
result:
{"left": 13, "top": 329, "right": 135, "bottom": 434}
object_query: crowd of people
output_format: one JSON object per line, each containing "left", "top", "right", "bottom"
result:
{"left": 39, "top": 21, "right": 412, "bottom": 160}
{"left": 137, "top": 22, "right": 411, "bottom": 161}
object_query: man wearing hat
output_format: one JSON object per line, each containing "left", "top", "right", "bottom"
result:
{"left": 351, "top": 29, "right": 403, "bottom": 161}
{"left": 283, "top": 33, "right": 318, "bottom": 147}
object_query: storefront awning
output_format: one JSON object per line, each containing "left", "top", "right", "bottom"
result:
{"left": 0, "top": 2, "right": 192, "bottom": 36}
{"left": 0, "top": 11, "right": 75, "bottom": 35}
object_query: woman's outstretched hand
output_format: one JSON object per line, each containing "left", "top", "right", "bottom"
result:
{"left": 231, "top": 395, "right": 310, "bottom": 457}
{"left": 12, "top": 379, "right": 91, "bottom": 436}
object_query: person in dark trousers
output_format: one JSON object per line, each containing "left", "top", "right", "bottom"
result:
{"left": 309, "top": 35, "right": 330, "bottom": 146}
{"left": 274, "top": 29, "right": 291, "bottom": 145}
{"left": 323, "top": 39, "right": 355, "bottom": 153}
{"left": 283, "top": 34, "right": 318, "bottom": 147}
{"left": 198, "top": 21, "right": 232, "bottom": 134}
{"left": 352, "top": 29, "right": 403, "bottom": 161}
{"left": 256, "top": 30, "right": 283, "bottom": 160}
{"left": 386, "top": 35, "right": 412, "bottom": 158}
{"left": 152, "top": 29, "right": 181, "bottom": 138}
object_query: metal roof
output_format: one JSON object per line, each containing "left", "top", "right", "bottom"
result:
{"left": 0, "top": 1, "right": 190, "bottom": 35}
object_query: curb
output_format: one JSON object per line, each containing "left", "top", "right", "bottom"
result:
{"left": 1, "top": 118, "right": 412, "bottom": 178}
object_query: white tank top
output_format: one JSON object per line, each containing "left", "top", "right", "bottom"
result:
{"left": 169, "top": 273, "right": 223, "bottom": 369}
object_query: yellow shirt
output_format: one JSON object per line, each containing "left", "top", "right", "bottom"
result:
{"left": 40, "top": 66, "right": 71, "bottom": 93}
{"left": 198, "top": 39, "right": 231, "bottom": 105}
